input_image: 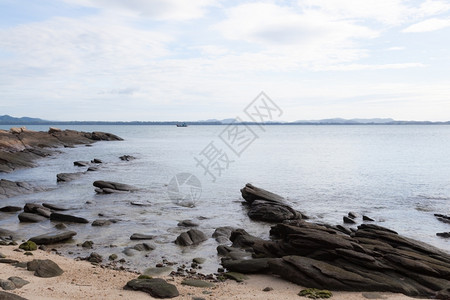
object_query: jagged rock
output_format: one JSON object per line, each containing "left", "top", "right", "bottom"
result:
{"left": 343, "top": 216, "right": 356, "bottom": 224}
{"left": 50, "top": 212, "right": 88, "bottom": 223}
{"left": 130, "top": 233, "right": 154, "bottom": 240}
{"left": 175, "top": 229, "right": 207, "bottom": 246}
{"left": 27, "top": 259, "right": 63, "bottom": 278}
{"left": 56, "top": 172, "right": 84, "bottom": 182}
{"left": 435, "top": 214, "right": 450, "bottom": 224}
{"left": 93, "top": 180, "right": 138, "bottom": 193}
{"left": 91, "top": 158, "right": 102, "bottom": 163}
{"left": 29, "top": 231, "right": 77, "bottom": 244}
{"left": 73, "top": 161, "right": 89, "bottom": 167}
{"left": 0, "top": 206, "right": 22, "bottom": 212}
{"left": 18, "top": 212, "right": 47, "bottom": 223}
{"left": 348, "top": 212, "right": 358, "bottom": 219}
{"left": 177, "top": 220, "right": 199, "bottom": 227}
{"left": 363, "top": 215, "right": 375, "bottom": 221}
{"left": 125, "top": 278, "right": 179, "bottom": 298}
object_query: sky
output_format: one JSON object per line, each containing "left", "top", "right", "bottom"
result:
{"left": 0, "top": 0, "right": 450, "bottom": 121}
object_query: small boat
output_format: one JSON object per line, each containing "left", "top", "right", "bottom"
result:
{"left": 176, "top": 122, "right": 188, "bottom": 127}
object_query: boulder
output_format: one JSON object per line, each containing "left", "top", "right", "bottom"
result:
{"left": 8, "top": 277, "right": 29, "bottom": 289}
{"left": 50, "top": 213, "right": 88, "bottom": 223}
{"left": 29, "top": 231, "right": 76, "bottom": 244}
{"left": 213, "top": 226, "right": 235, "bottom": 243}
{"left": 27, "top": 259, "right": 64, "bottom": 278}
{"left": 125, "top": 278, "right": 179, "bottom": 298}
{"left": 240, "top": 183, "right": 285, "bottom": 204}
{"left": 175, "top": 229, "right": 207, "bottom": 246}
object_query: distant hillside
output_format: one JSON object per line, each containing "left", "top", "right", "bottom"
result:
{"left": 0, "top": 115, "right": 449, "bottom": 125}
{"left": 0, "top": 115, "right": 48, "bottom": 124}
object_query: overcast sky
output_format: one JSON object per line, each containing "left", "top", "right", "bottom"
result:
{"left": 1, "top": 0, "right": 450, "bottom": 121}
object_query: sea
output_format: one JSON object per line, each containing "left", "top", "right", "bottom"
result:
{"left": 0, "top": 124, "right": 449, "bottom": 273}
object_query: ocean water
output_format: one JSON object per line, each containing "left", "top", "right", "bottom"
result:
{"left": 0, "top": 125, "right": 449, "bottom": 272}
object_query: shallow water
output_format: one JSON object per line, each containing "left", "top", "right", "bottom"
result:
{"left": 0, "top": 125, "right": 449, "bottom": 273}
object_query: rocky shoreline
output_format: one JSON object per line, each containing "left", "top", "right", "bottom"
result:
{"left": 0, "top": 128, "right": 449, "bottom": 299}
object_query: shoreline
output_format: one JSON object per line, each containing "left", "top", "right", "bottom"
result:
{"left": 0, "top": 245, "right": 423, "bottom": 300}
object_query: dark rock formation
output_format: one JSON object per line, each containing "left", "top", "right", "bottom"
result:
{"left": 437, "top": 232, "right": 450, "bottom": 238}
{"left": 125, "top": 278, "right": 179, "bottom": 298}
{"left": 27, "top": 259, "right": 64, "bottom": 278}
{"left": 93, "top": 180, "right": 138, "bottom": 193}
{"left": 91, "top": 219, "right": 112, "bottom": 227}
{"left": 0, "top": 128, "right": 122, "bottom": 174}
{"left": 0, "top": 291, "right": 29, "bottom": 300}
{"left": 73, "top": 161, "right": 89, "bottom": 167}
{"left": 42, "top": 203, "right": 68, "bottom": 211}
{"left": 0, "top": 206, "right": 22, "bottom": 212}
{"left": 223, "top": 221, "right": 450, "bottom": 298}
{"left": 435, "top": 214, "right": 450, "bottom": 224}
{"left": 29, "top": 231, "right": 76, "bottom": 244}
{"left": 241, "top": 183, "right": 304, "bottom": 223}
{"left": 50, "top": 212, "right": 88, "bottom": 223}
{"left": 213, "top": 226, "right": 235, "bottom": 244}
{"left": 175, "top": 229, "right": 207, "bottom": 246}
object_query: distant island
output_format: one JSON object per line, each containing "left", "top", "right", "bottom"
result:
{"left": 1, "top": 115, "right": 449, "bottom": 125}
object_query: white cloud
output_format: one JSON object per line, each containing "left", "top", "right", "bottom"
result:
{"left": 64, "top": 0, "right": 217, "bottom": 21}
{"left": 403, "top": 17, "right": 450, "bottom": 32}
{"left": 316, "top": 62, "right": 426, "bottom": 71}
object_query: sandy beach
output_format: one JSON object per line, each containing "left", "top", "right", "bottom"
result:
{"left": 0, "top": 245, "right": 425, "bottom": 300}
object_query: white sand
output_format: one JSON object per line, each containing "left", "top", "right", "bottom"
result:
{"left": 0, "top": 246, "right": 425, "bottom": 300}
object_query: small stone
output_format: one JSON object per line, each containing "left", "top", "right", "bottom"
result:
{"left": 343, "top": 216, "right": 356, "bottom": 224}
{"left": 82, "top": 241, "right": 94, "bottom": 249}
{"left": 109, "top": 254, "right": 118, "bottom": 261}
{"left": 92, "top": 219, "right": 112, "bottom": 226}
{"left": 130, "top": 233, "right": 154, "bottom": 240}
{"left": 193, "top": 257, "right": 206, "bottom": 264}
{"left": 363, "top": 215, "right": 375, "bottom": 221}
{"left": 54, "top": 223, "right": 67, "bottom": 229}
{"left": 87, "top": 252, "right": 102, "bottom": 264}
{"left": 19, "top": 241, "right": 37, "bottom": 251}
{"left": 24, "top": 252, "right": 33, "bottom": 256}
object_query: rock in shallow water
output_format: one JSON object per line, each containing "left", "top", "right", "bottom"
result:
{"left": 18, "top": 212, "right": 47, "bottom": 223}
{"left": 130, "top": 233, "right": 154, "bottom": 240}
{"left": 93, "top": 180, "right": 138, "bottom": 193}
{"left": 175, "top": 229, "right": 207, "bottom": 246}
{"left": 50, "top": 212, "right": 88, "bottom": 224}
{"left": 29, "top": 231, "right": 77, "bottom": 245}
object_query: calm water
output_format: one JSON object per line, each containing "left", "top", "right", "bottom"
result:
{"left": 0, "top": 125, "right": 449, "bottom": 272}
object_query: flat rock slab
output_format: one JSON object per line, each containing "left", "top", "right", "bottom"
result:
{"left": 42, "top": 203, "right": 69, "bottom": 211}
{"left": 27, "top": 259, "right": 64, "bottom": 278}
{"left": 93, "top": 180, "right": 138, "bottom": 192}
{"left": 181, "top": 279, "right": 215, "bottom": 288}
{"left": 29, "top": 231, "right": 76, "bottom": 245}
{"left": 50, "top": 213, "right": 88, "bottom": 223}
{"left": 18, "top": 212, "right": 47, "bottom": 223}
{"left": 0, "top": 291, "right": 28, "bottom": 300}
{"left": 0, "top": 206, "right": 22, "bottom": 212}
{"left": 125, "top": 278, "right": 179, "bottom": 298}
{"left": 130, "top": 233, "right": 155, "bottom": 240}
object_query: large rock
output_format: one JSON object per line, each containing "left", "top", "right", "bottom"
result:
{"left": 27, "top": 259, "right": 64, "bottom": 278}
{"left": 0, "top": 291, "right": 28, "bottom": 300}
{"left": 29, "top": 231, "right": 77, "bottom": 245}
{"left": 241, "top": 183, "right": 285, "bottom": 204}
{"left": 50, "top": 213, "right": 88, "bottom": 223}
{"left": 175, "top": 229, "right": 207, "bottom": 246}
{"left": 125, "top": 278, "right": 179, "bottom": 298}
{"left": 93, "top": 180, "right": 138, "bottom": 193}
